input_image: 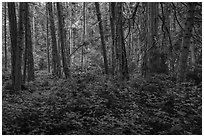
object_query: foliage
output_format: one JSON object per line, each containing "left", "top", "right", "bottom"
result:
{"left": 2, "top": 71, "right": 202, "bottom": 135}
{"left": 2, "top": 2, "right": 202, "bottom": 135}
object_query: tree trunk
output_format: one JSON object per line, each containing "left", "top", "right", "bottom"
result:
{"left": 95, "top": 2, "right": 109, "bottom": 74}
{"left": 46, "top": 3, "right": 50, "bottom": 73}
{"left": 8, "top": 2, "right": 17, "bottom": 89}
{"left": 23, "top": 34, "right": 28, "bottom": 83}
{"left": 161, "top": 2, "right": 173, "bottom": 74}
{"left": 32, "top": 7, "right": 35, "bottom": 55}
{"left": 177, "top": 3, "right": 195, "bottom": 82}
{"left": 109, "top": 2, "right": 116, "bottom": 76}
{"left": 18, "top": 2, "right": 26, "bottom": 88}
{"left": 81, "top": 2, "right": 86, "bottom": 70}
{"left": 190, "top": 44, "right": 196, "bottom": 68}
{"left": 141, "top": 3, "right": 148, "bottom": 77}
{"left": 4, "top": 3, "right": 8, "bottom": 71}
{"left": 146, "top": 2, "right": 159, "bottom": 75}
{"left": 16, "top": 2, "right": 26, "bottom": 87}
{"left": 48, "top": 2, "right": 61, "bottom": 77}
{"left": 57, "top": 2, "right": 70, "bottom": 78}
{"left": 115, "top": 2, "right": 129, "bottom": 80}
{"left": 69, "top": 3, "right": 73, "bottom": 67}
{"left": 8, "top": 2, "right": 25, "bottom": 91}
{"left": 25, "top": 3, "right": 35, "bottom": 82}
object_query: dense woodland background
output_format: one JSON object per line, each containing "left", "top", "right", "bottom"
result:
{"left": 2, "top": 2, "right": 202, "bottom": 135}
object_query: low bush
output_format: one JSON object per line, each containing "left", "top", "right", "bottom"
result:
{"left": 2, "top": 73, "right": 202, "bottom": 135}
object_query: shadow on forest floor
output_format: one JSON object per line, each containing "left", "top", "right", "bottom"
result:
{"left": 2, "top": 70, "right": 202, "bottom": 135}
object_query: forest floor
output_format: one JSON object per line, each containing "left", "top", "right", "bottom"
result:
{"left": 2, "top": 70, "right": 202, "bottom": 135}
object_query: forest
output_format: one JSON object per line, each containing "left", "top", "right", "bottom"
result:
{"left": 2, "top": 2, "right": 202, "bottom": 135}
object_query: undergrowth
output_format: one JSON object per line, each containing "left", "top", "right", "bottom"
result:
{"left": 2, "top": 71, "right": 202, "bottom": 135}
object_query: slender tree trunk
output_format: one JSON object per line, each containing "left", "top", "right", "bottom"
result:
{"left": 115, "top": 2, "right": 129, "bottom": 80}
{"left": 23, "top": 2, "right": 28, "bottom": 83}
{"left": 65, "top": 4, "right": 71, "bottom": 71}
{"left": 177, "top": 3, "right": 195, "bottom": 82}
{"left": 4, "top": 3, "right": 7, "bottom": 71}
{"left": 48, "top": 2, "right": 61, "bottom": 77}
{"left": 146, "top": 2, "right": 152, "bottom": 69}
{"left": 81, "top": 2, "right": 86, "bottom": 70}
{"left": 16, "top": 2, "right": 26, "bottom": 87}
{"left": 127, "top": 20, "right": 131, "bottom": 66}
{"left": 57, "top": 2, "right": 70, "bottom": 78}
{"left": 69, "top": 2, "right": 73, "bottom": 67}
{"left": 8, "top": 2, "right": 17, "bottom": 89}
{"left": 109, "top": 2, "right": 116, "bottom": 76}
{"left": 146, "top": 2, "right": 159, "bottom": 75}
{"left": 141, "top": 3, "right": 148, "bottom": 77}
{"left": 95, "top": 2, "right": 109, "bottom": 74}
{"left": 23, "top": 35, "right": 28, "bottom": 83}
{"left": 161, "top": 2, "right": 173, "bottom": 74}
{"left": 170, "top": 8, "right": 177, "bottom": 73}
{"left": 190, "top": 44, "right": 196, "bottom": 68}
{"left": 46, "top": 3, "right": 50, "bottom": 73}
{"left": 32, "top": 7, "right": 35, "bottom": 55}
{"left": 53, "top": 3, "right": 61, "bottom": 65}
{"left": 25, "top": 3, "right": 35, "bottom": 82}
{"left": 72, "top": 4, "right": 76, "bottom": 64}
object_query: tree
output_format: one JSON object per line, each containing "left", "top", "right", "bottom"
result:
{"left": 8, "top": 2, "right": 25, "bottom": 91}
{"left": 48, "top": 2, "right": 61, "bottom": 77}
{"left": 68, "top": 3, "right": 73, "bottom": 67}
{"left": 23, "top": 3, "right": 35, "bottom": 83}
{"left": 4, "top": 2, "right": 8, "bottom": 71}
{"left": 23, "top": 27, "right": 28, "bottom": 83}
{"left": 95, "top": 2, "right": 109, "bottom": 74}
{"left": 115, "top": 2, "right": 129, "bottom": 80}
{"left": 8, "top": 2, "right": 17, "bottom": 89}
{"left": 177, "top": 3, "right": 195, "bottom": 82}
{"left": 143, "top": 2, "right": 168, "bottom": 76}
{"left": 141, "top": 3, "right": 148, "bottom": 77}
{"left": 109, "top": 2, "right": 129, "bottom": 79}
{"left": 109, "top": 2, "right": 116, "bottom": 75}
{"left": 25, "top": 3, "right": 35, "bottom": 82}
{"left": 81, "top": 2, "right": 86, "bottom": 70}
{"left": 4, "top": 2, "right": 201, "bottom": 84}
{"left": 46, "top": 3, "right": 51, "bottom": 73}
{"left": 147, "top": 2, "right": 158, "bottom": 75}
{"left": 57, "top": 2, "right": 70, "bottom": 78}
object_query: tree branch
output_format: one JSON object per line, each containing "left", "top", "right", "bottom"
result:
{"left": 68, "top": 42, "right": 88, "bottom": 58}
{"left": 171, "top": 3, "right": 184, "bottom": 31}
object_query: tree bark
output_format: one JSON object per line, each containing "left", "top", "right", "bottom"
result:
{"left": 109, "top": 2, "right": 116, "bottom": 76}
{"left": 8, "top": 2, "right": 17, "bottom": 89}
{"left": 48, "top": 2, "right": 61, "bottom": 77}
{"left": 46, "top": 3, "right": 50, "bottom": 73}
{"left": 115, "top": 2, "right": 129, "bottom": 80}
{"left": 177, "top": 3, "right": 195, "bottom": 82}
{"left": 32, "top": 8, "right": 35, "bottom": 54}
{"left": 81, "top": 2, "right": 86, "bottom": 70}
{"left": 25, "top": 3, "right": 35, "bottom": 82}
{"left": 95, "top": 2, "right": 109, "bottom": 74}
{"left": 23, "top": 33, "right": 28, "bottom": 83}
{"left": 69, "top": 3, "right": 73, "bottom": 67}
{"left": 4, "top": 3, "right": 7, "bottom": 71}
{"left": 190, "top": 44, "right": 196, "bottom": 68}
{"left": 17, "top": 3, "right": 26, "bottom": 87}
{"left": 146, "top": 2, "right": 159, "bottom": 75}
{"left": 57, "top": 2, "right": 70, "bottom": 78}
{"left": 8, "top": 2, "right": 25, "bottom": 91}
{"left": 141, "top": 3, "right": 148, "bottom": 77}
{"left": 161, "top": 2, "right": 173, "bottom": 73}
